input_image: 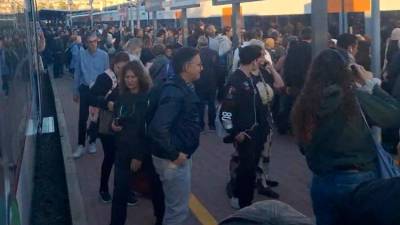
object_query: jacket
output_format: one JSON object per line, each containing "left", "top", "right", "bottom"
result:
{"left": 194, "top": 47, "right": 219, "bottom": 97}
{"left": 303, "top": 83, "right": 400, "bottom": 176}
{"left": 88, "top": 70, "right": 118, "bottom": 110}
{"left": 113, "top": 92, "right": 148, "bottom": 163}
{"left": 149, "top": 76, "right": 201, "bottom": 161}
{"left": 222, "top": 69, "right": 271, "bottom": 141}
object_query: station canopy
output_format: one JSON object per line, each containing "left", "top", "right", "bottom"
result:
{"left": 0, "top": 0, "right": 139, "bottom": 14}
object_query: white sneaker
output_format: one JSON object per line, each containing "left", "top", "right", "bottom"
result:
{"left": 230, "top": 197, "right": 240, "bottom": 209}
{"left": 73, "top": 145, "right": 86, "bottom": 159}
{"left": 88, "top": 143, "right": 97, "bottom": 154}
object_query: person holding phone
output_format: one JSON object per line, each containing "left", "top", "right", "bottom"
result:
{"left": 291, "top": 48, "right": 400, "bottom": 225}
{"left": 109, "top": 61, "right": 155, "bottom": 225}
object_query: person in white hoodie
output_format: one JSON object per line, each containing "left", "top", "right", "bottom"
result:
{"left": 231, "top": 30, "right": 273, "bottom": 73}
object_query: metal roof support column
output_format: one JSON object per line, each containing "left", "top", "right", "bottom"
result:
{"left": 311, "top": 0, "right": 328, "bottom": 58}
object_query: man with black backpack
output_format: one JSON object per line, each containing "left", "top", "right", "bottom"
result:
{"left": 148, "top": 47, "right": 202, "bottom": 225}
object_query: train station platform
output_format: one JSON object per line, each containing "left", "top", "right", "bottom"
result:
{"left": 51, "top": 74, "right": 313, "bottom": 225}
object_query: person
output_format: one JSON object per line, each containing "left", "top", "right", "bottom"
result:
{"left": 195, "top": 36, "right": 219, "bottom": 131}
{"left": 73, "top": 33, "right": 109, "bottom": 158}
{"left": 278, "top": 36, "right": 312, "bottom": 134}
{"left": 206, "top": 24, "right": 220, "bottom": 52}
{"left": 149, "top": 44, "right": 170, "bottom": 86}
{"left": 222, "top": 45, "right": 273, "bottom": 209}
{"left": 149, "top": 47, "right": 202, "bottom": 225}
{"left": 68, "top": 35, "right": 82, "bottom": 75}
{"left": 87, "top": 52, "right": 130, "bottom": 202}
{"left": 124, "top": 38, "right": 143, "bottom": 62}
{"left": 109, "top": 60, "right": 155, "bottom": 225}
{"left": 219, "top": 200, "right": 313, "bottom": 225}
{"left": 51, "top": 31, "right": 65, "bottom": 78}
{"left": 341, "top": 177, "right": 400, "bottom": 225}
{"left": 337, "top": 33, "right": 358, "bottom": 62}
{"left": 0, "top": 37, "right": 11, "bottom": 96}
{"left": 249, "top": 40, "right": 283, "bottom": 195}
{"left": 291, "top": 48, "right": 400, "bottom": 225}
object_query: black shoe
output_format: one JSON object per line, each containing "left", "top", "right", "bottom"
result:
{"left": 127, "top": 193, "right": 138, "bottom": 206}
{"left": 99, "top": 191, "right": 112, "bottom": 203}
{"left": 266, "top": 179, "right": 279, "bottom": 187}
{"left": 258, "top": 186, "right": 280, "bottom": 199}
{"left": 209, "top": 125, "right": 216, "bottom": 131}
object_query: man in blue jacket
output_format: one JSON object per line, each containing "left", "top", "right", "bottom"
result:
{"left": 149, "top": 47, "right": 202, "bottom": 225}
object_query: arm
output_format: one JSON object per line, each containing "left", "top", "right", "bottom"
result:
{"left": 231, "top": 48, "right": 239, "bottom": 73}
{"left": 148, "top": 86, "right": 184, "bottom": 161}
{"left": 219, "top": 38, "right": 232, "bottom": 57}
{"left": 357, "top": 84, "right": 400, "bottom": 128}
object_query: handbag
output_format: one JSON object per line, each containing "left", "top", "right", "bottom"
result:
{"left": 359, "top": 101, "right": 400, "bottom": 179}
{"left": 98, "top": 109, "right": 113, "bottom": 135}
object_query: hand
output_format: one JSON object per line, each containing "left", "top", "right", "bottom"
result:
{"left": 172, "top": 152, "right": 188, "bottom": 166}
{"left": 130, "top": 159, "right": 142, "bottom": 172}
{"left": 73, "top": 95, "right": 79, "bottom": 103}
{"left": 353, "top": 64, "right": 373, "bottom": 85}
{"left": 235, "top": 132, "right": 251, "bottom": 143}
{"left": 265, "top": 61, "right": 274, "bottom": 72}
{"left": 111, "top": 121, "right": 123, "bottom": 132}
{"left": 107, "top": 101, "right": 114, "bottom": 112}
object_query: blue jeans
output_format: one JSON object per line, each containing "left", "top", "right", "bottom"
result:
{"left": 311, "top": 170, "right": 377, "bottom": 225}
{"left": 152, "top": 156, "right": 192, "bottom": 225}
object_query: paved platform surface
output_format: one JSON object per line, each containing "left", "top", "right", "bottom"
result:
{"left": 53, "top": 74, "right": 313, "bottom": 225}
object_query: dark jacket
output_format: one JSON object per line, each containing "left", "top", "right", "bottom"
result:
{"left": 342, "top": 178, "right": 400, "bottom": 225}
{"left": 194, "top": 47, "right": 219, "bottom": 98}
{"left": 88, "top": 71, "right": 118, "bottom": 110}
{"left": 113, "top": 92, "right": 148, "bottom": 164}
{"left": 303, "top": 84, "right": 400, "bottom": 175}
{"left": 387, "top": 51, "right": 400, "bottom": 100}
{"left": 223, "top": 69, "right": 271, "bottom": 141}
{"left": 149, "top": 76, "right": 201, "bottom": 161}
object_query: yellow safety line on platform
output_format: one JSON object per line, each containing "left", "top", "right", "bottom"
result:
{"left": 189, "top": 193, "right": 218, "bottom": 225}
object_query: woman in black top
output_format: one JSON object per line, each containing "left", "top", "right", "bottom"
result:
{"left": 88, "top": 52, "right": 130, "bottom": 202}
{"left": 109, "top": 61, "right": 164, "bottom": 225}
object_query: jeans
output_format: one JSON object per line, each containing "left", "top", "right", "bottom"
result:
{"left": 152, "top": 156, "right": 192, "bottom": 225}
{"left": 110, "top": 155, "right": 165, "bottom": 225}
{"left": 1, "top": 74, "right": 10, "bottom": 95}
{"left": 99, "top": 134, "right": 116, "bottom": 193}
{"left": 311, "top": 170, "right": 377, "bottom": 225}
{"left": 78, "top": 85, "right": 94, "bottom": 146}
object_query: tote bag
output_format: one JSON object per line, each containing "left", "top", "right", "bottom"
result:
{"left": 359, "top": 102, "right": 400, "bottom": 179}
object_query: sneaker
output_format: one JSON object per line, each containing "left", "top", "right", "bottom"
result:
{"left": 230, "top": 197, "right": 240, "bottom": 209}
{"left": 266, "top": 179, "right": 279, "bottom": 187}
{"left": 258, "top": 186, "right": 280, "bottom": 199}
{"left": 88, "top": 143, "right": 97, "bottom": 154}
{"left": 127, "top": 193, "right": 138, "bottom": 206}
{"left": 73, "top": 145, "right": 86, "bottom": 158}
{"left": 99, "top": 191, "right": 112, "bottom": 203}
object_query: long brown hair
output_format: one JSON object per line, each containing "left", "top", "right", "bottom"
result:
{"left": 291, "top": 49, "right": 357, "bottom": 143}
{"left": 119, "top": 61, "right": 152, "bottom": 94}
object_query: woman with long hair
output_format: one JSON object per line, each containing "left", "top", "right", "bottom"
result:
{"left": 291, "top": 48, "right": 400, "bottom": 225}
{"left": 109, "top": 61, "right": 164, "bottom": 225}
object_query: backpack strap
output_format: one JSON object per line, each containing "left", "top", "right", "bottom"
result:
{"left": 104, "top": 69, "right": 118, "bottom": 98}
